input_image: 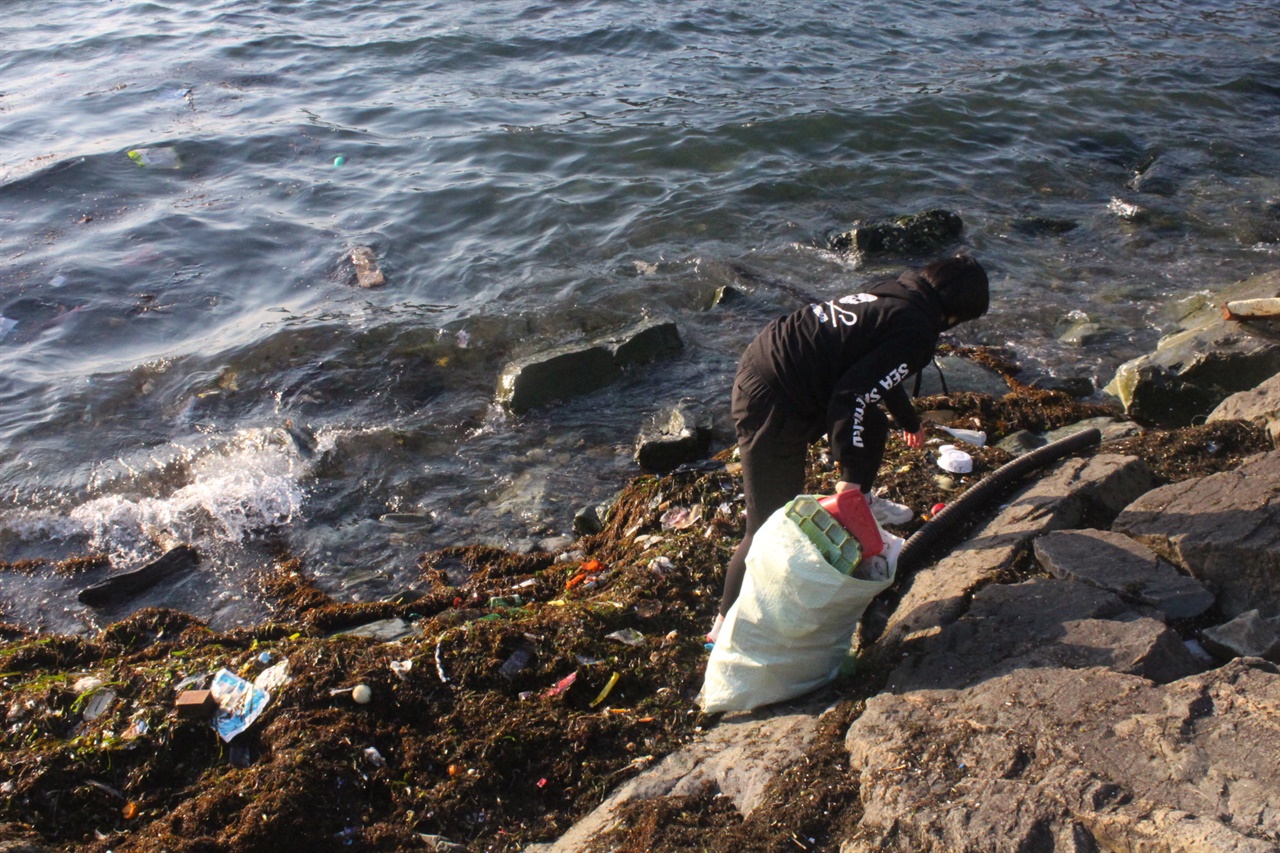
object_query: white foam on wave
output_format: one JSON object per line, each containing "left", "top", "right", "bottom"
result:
{"left": 28, "top": 428, "right": 310, "bottom": 562}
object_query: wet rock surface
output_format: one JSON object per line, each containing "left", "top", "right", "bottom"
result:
{"left": 634, "top": 401, "right": 714, "bottom": 472}
{"left": 828, "top": 209, "right": 965, "bottom": 256}
{"left": 496, "top": 321, "right": 682, "bottom": 413}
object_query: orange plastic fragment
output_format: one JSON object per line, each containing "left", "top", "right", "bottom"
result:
{"left": 122, "top": 802, "right": 139, "bottom": 819}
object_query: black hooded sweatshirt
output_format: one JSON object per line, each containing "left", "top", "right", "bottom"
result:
{"left": 738, "top": 270, "right": 945, "bottom": 482}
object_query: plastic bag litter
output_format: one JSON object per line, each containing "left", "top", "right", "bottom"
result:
{"left": 210, "top": 669, "right": 270, "bottom": 742}
{"left": 127, "top": 146, "right": 181, "bottom": 169}
{"left": 698, "top": 502, "right": 900, "bottom": 714}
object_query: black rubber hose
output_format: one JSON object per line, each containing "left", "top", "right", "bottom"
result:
{"left": 896, "top": 427, "right": 1103, "bottom": 573}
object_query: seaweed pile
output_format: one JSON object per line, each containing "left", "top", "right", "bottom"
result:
{"left": 0, "top": 386, "right": 1271, "bottom": 853}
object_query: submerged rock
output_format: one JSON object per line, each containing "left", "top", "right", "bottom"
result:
{"left": 497, "top": 321, "right": 682, "bottom": 413}
{"left": 634, "top": 401, "right": 713, "bottom": 471}
{"left": 828, "top": 209, "right": 964, "bottom": 256}
{"left": 77, "top": 546, "right": 200, "bottom": 607}
{"left": 350, "top": 246, "right": 385, "bottom": 288}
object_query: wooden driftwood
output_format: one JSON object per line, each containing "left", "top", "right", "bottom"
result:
{"left": 78, "top": 545, "right": 200, "bottom": 607}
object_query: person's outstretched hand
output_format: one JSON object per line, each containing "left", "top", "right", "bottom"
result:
{"left": 903, "top": 428, "right": 925, "bottom": 449}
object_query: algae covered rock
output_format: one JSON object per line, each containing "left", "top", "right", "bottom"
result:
{"left": 829, "top": 209, "right": 964, "bottom": 256}
{"left": 1105, "top": 268, "right": 1280, "bottom": 427}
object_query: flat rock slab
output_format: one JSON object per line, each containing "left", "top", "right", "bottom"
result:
{"left": 1034, "top": 529, "right": 1215, "bottom": 619}
{"left": 524, "top": 702, "right": 824, "bottom": 853}
{"left": 912, "top": 355, "right": 1011, "bottom": 398}
{"left": 1209, "top": 368, "right": 1280, "bottom": 444}
{"left": 844, "top": 659, "right": 1280, "bottom": 853}
{"left": 887, "top": 578, "right": 1201, "bottom": 693}
{"left": 874, "top": 454, "right": 1151, "bottom": 661}
{"left": 1114, "top": 449, "right": 1280, "bottom": 618}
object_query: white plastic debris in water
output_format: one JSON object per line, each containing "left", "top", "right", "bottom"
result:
{"left": 124, "top": 713, "right": 150, "bottom": 740}
{"left": 937, "top": 444, "right": 974, "bottom": 474}
{"left": 82, "top": 688, "right": 116, "bottom": 721}
{"left": 127, "top": 146, "right": 182, "bottom": 169}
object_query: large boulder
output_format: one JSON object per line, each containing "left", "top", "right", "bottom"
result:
{"left": 497, "top": 321, "right": 682, "bottom": 413}
{"left": 1034, "top": 529, "right": 1215, "bottom": 619}
{"left": 873, "top": 454, "right": 1152, "bottom": 660}
{"left": 886, "top": 578, "right": 1201, "bottom": 693}
{"left": 1104, "top": 269, "right": 1280, "bottom": 427}
{"left": 1208, "top": 369, "right": 1280, "bottom": 444}
{"left": 1113, "top": 449, "right": 1280, "bottom": 618}
{"left": 843, "top": 659, "right": 1280, "bottom": 853}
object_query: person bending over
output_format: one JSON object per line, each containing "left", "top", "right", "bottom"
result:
{"left": 710, "top": 254, "right": 990, "bottom": 643}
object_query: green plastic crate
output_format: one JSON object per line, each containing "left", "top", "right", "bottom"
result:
{"left": 785, "top": 496, "right": 863, "bottom": 576}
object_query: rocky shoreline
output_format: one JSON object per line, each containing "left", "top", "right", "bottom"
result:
{"left": 4, "top": 269, "right": 1280, "bottom": 852}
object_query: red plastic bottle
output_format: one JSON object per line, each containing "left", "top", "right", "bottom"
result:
{"left": 818, "top": 490, "right": 885, "bottom": 558}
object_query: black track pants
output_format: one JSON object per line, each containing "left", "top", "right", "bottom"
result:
{"left": 718, "top": 364, "right": 889, "bottom": 617}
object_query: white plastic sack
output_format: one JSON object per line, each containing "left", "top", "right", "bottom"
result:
{"left": 698, "top": 501, "right": 899, "bottom": 714}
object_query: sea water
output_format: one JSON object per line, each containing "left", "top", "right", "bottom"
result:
{"left": 1, "top": 0, "right": 1278, "bottom": 631}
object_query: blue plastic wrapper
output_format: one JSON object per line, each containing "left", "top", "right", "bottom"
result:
{"left": 210, "top": 668, "right": 270, "bottom": 742}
